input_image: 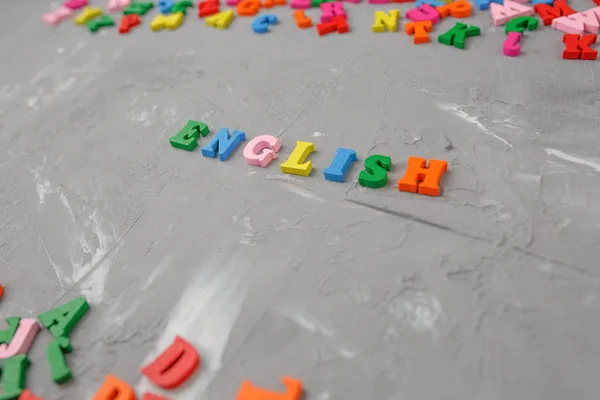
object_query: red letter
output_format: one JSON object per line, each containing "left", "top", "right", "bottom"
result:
{"left": 119, "top": 14, "right": 140, "bottom": 34}
{"left": 398, "top": 157, "right": 448, "bottom": 196}
{"left": 235, "top": 377, "right": 303, "bottom": 400}
{"left": 142, "top": 394, "right": 170, "bottom": 400}
{"left": 19, "top": 390, "right": 45, "bottom": 400}
{"left": 562, "top": 33, "right": 598, "bottom": 59}
{"left": 316, "top": 16, "right": 349, "bottom": 35}
{"left": 141, "top": 336, "right": 200, "bottom": 389}
{"left": 198, "top": 0, "right": 220, "bottom": 17}
{"left": 93, "top": 375, "right": 136, "bottom": 400}
{"left": 534, "top": 0, "right": 575, "bottom": 25}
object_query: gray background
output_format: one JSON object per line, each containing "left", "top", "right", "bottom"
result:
{"left": 1, "top": 0, "right": 600, "bottom": 398}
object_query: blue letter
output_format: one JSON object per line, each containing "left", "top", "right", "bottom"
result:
{"left": 201, "top": 128, "right": 247, "bottom": 161}
{"left": 323, "top": 148, "right": 357, "bottom": 183}
{"left": 252, "top": 14, "right": 278, "bottom": 34}
{"left": 473, "top": 0, "right": 502, "bottom": 10}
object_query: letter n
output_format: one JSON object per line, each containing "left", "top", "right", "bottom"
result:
{"left": 201, "top": 128, "right": 247, "bottom": 161}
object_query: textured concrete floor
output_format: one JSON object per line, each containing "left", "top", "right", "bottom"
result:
{"left": 1, "top": 0, "right": 600, "bottom": 399}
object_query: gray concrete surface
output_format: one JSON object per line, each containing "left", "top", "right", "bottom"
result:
{"left": 1, "top": 1, "right": 600, "bottom": 398}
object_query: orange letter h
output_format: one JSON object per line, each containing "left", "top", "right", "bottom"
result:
{"left": 398, "top": 157, "right": 448, "bottom": 196}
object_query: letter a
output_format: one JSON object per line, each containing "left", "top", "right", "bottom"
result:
{"left": 235, "top": 377, "right": 303, "bottom": 400}
{"left": 37, "top": 297, "right": 89, "bottom": 339}
{"left": 490, "top": 0, "right": 533, "bottom": 26}
{"left": 141, "top": 336, "right": 200, "bottom": 389}
{"left": 93, "top": 375, "right": 136, "bottom": 400}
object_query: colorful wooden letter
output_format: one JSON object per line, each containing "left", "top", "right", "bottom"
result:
{"left": 316, "top": 16, "right": 349, "bottom": 35}
{"left": 17, "top": 390, "right": 45, "bottom": 400}
{"left": 534, "top": 0, "right": 575, "bottom": 25}
{"left": 562, "top": 33, "right": 598, "bottom": 59}
{"left": 0, "top": 355, "right": 30, "bottom": 400}
{"left": 87, "top": 15, "right": 115, "bottom": 33}
{"left": 406, "top": 4, "right": 440, "bottom": 23}
{"left": 397, "top": 157, "right": 448, "bottom": 196}
{"left": 237, "top": 0, "right": 261, "bottom": 15}
{"left": 320, "top": 1, "right": 346, "bottom": 22}
{"left": 552, "top": 7, "right": 600, "bottom": 34}
{"left": 73, "top": 6, "right": 102, "bottom": 24}
{"left": 42, "top": 7, "right": 74, "bottom": 25}
{"left": 47, "top": 337, "right": 73, "bottom": 384}
{"left": 201, "top": 128, "right": 247, "bottom": 161}
{"left": 505, "top": 15, "right": 539, "bottom": 33}
{"left": 205, "top": 10, "right": 235, "bottom": 28}
{"left": 436, "top": 0, "right": 472, "bottom": 18}
{"left": 235, "top": 377, "right": 303, "bottom": 400}
{"left": 323, "top": 148, "right": 357, "bottom": 182}
{"left": 243, "top": 135, "right": 282, "bottom": 167}
{"left": 438, "top": 22, "right": 480, "bottom": 48}
{"left": 0, "top": 317, "right": 21, "bottom": 346}
{"left": 124, "top": 1, "right": 155, "bottom": 15}
{"left": 490, "top": 0, "right": 534, "bottom": 26}
{"left": 404, "top": 20, "right": 432, "bottom": 43}
{"left": 503, "top": 31, "right": 522, "bottom": 56}
{"left": 252, "top": 14, "right": 278, "bottom": 33}
{"left": 141, "top": 336, "right": 200, "bottom": 389}
{"left": 151, "top": 12, "right": 185, "bottom": 31}
{"left": 0, "top": 319, "right": 40, "bottom": 360}
{"left": 119, "top": 14, "right": 141, "bottom": 34}
{"left": 93, "top": 375, "right": 136, "bottom": 400}
{"left": 358, "top": 155, "right": 392, "bottom": 188}
{"left": 37, "top": 297, "right": 89, "bottom": 339}
{"left": 280, "top": 141, "right": 315, "bottom": 176}
{"left": 294, "top": 10, "right": 312, "bottom": 27}
{"left": 169, "top": 120, "right": 210, "bottom": 151}
{"left": 372, "top": 10, "right": 400, "bottom": 32}
{"left": 108, "top": 0, "right": 132, "bottom": 12}
{"left": 198, "top": 0, "right": 220, "bottom": 17}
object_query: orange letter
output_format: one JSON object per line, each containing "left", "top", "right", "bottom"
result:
{"left": 93, "top": 375, "right": 136, "bottom": 400}
{"left": 141, "top": 336, "right": 199, "bottom": 389}
{"left": 235, "top": 377, "right": 302, "bottom": 400}
{"left": 436, "top": 0, "right": 472, "bottom": 18}
{"left": 294, "top": 10, "right": 312, "bottom": 28}
{"left": 404, "top": 20, "right": 432, "bottom": 43}
{"left": 397, "top": 157, "right": 448, "bottom": 196}
{"left": 236, "top": 0, "right": 261, "bottom": 16}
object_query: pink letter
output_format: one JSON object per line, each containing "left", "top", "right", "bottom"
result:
{"left": 227, "top": 0, "right": 240, "bottom": 6}
{"left": 244, "top": 135, "right": 282, "bottom": 167}
{"left": 406, "top": 4, "right": 441, "bottom": 23}
{"left": 0, "top": 319, "right": 40, "bottom": 359}
{"left": 42, "top": 6, "right": 74, "bottom": 25}
{"left": 320, "top": 2, "right": 346, "bottom": 22}
{"left": 503, "top": 31, "right": 522, "bottom": 56}
{"left": 64, "top": 0, "right": 88, "bottom": 9}
{"left": 490, "top": 0, "right": 533, "bottom": 26}
{"left": 552, "top": 7, "right": 600, "bottom": 34}
{"left": 291, "top": 0, "right": 311, "bottom": 8}
{"left": 108, "top": 0, "right": 132, "bottom": 12}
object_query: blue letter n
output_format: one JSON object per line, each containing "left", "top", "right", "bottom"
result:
{"left": 201, "top": 128, "right": 247, "bottom": 161}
